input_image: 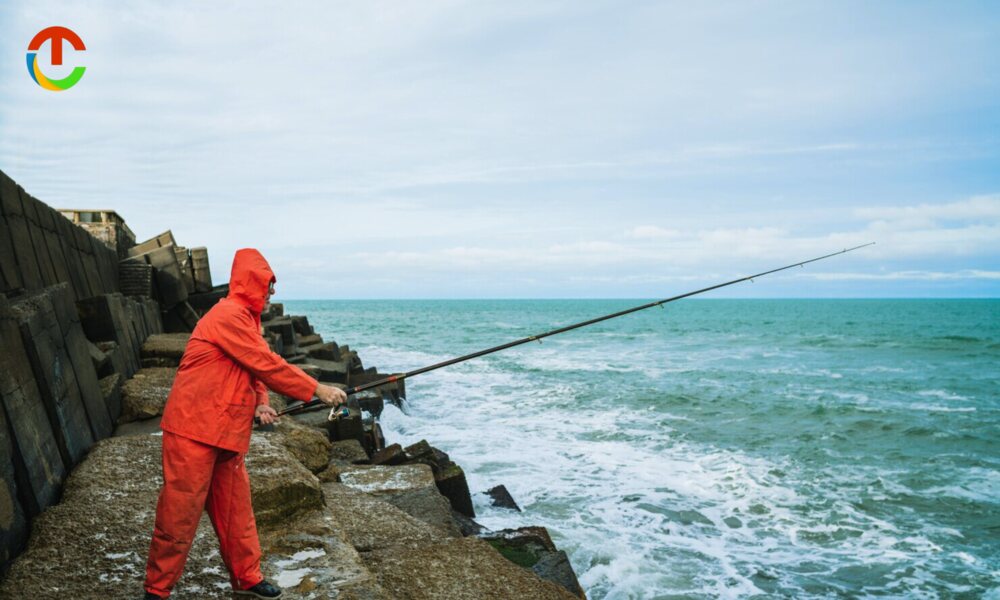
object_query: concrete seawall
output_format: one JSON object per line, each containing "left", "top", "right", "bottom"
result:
{"left": 0, "top": 168, "right": 585, "bottom": 598}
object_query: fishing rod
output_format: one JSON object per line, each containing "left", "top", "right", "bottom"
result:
{"left": 276, "top": 242, "right": 874, "bottom": 419}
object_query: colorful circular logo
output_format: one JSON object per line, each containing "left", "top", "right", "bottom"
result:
{"left": 27, "top": 26, "right": 86, "bottom": 91}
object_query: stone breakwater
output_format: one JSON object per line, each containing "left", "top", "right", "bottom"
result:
{"left": 0, "top": 168, "right": 585, "bottom": 598}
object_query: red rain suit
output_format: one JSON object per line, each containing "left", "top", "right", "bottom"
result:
{"left": 144, "top": 249, "right": 318, "bottom": 598}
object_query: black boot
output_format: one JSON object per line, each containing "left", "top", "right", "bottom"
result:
{"left": 234, "top": 580, "right": 283, "bottom": 598}
{"left": 143, "top": 593, "right": 163, "bottom": 599}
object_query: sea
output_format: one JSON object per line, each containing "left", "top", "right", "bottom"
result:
{"left": 284, "top": 299, "right": 999, "bottom": 599}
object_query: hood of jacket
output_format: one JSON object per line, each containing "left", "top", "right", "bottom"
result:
{"left": 227, "top": 248, "right": 275, "bottom": 315}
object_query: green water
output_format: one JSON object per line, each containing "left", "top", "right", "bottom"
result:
{"left": 286, "top": 299, "right": 1000, "bottom": 598}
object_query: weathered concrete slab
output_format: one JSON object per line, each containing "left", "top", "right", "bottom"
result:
{"left": 120, "top": 367, "right": 176, "bottom": 423}
{"left": 190, "top": 247, "right": 212, "bottom": 293}
{"left": 329, "top": 439, "right": 370, "bottom": 465}
{"left": 435, "top": 463, "right": 475, "bottom": 519}
{"left": 10, "top": 292, "right": 95, "bottom": 468}
{"left": 303, "top": 341, "right": 340, "bottom": 361}
{"left": 0, "top": 391, "right": 29, "bottom": 576}
{"left": 41, "top": 224, "right": 72, "bottom": 291}
{"left": 320, "top": 482, "right": 448, "bottom": 553}
{"left": 304, "top": 358, "right": 348, "bottom": 384}
{"left": 339, "top": 464, "right": 437, "bottom": 496}
{"left": 0, "top": 211, "right": 23, "bottom": 293}
{"left": 37, "top": 283, "right": 115, "bottom": 439}
{"left": 127, "top": 230, "right": 176, "bottom": 257}
{"left": 78, "top": 294, "right": 141, "bottom": 377}
{"left": 134, "top": 244, "right": 188, "bottom": 309}
{"left": 100, "top": 373, "right": 123, "bottom": 423}
{"left": 55, "top": 213, "right": 91, "bottom": 301}
{"left": 247, "top": 433, "right": 324, "bottom": 527}
{"left": 20, "top": 193, "right": 59, "bottom": 287}
{"left": 4, "top": 213, "right": 43, "bottom": 291}
{"left": 162, "top": 300, "right": 199, "bottom": 333}
{"left": 139, "top": 332, "right": 190, "bottom": 367}
{"left": 92, "top": 235, "right": 119, "bottom": 293}
{"left": 382, "top": 486, "right": 463, "bottom": 538}
{"left": 269, "top": 418, "right": 331, "bottom": 474}
{"left": 0, "top": 296, "right": 65, "bottom": 516}
{"left": 0, "top": 169, "right": 23, "bottom": 217}
{"left": 256, "top": 505, "right": 387, "bottom": 599}
{"left": 364, "top": 536, "right": 579, "bottom": 600}
{"left": 338, "top": 464, "right": 462, "bottom": 538}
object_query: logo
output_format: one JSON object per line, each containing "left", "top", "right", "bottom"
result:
{"left": 27, "top": 26, "right": 86, "bottom": 91}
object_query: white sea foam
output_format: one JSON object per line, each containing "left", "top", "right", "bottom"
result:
{"left": 909, "top": 403, "right": 976, "bottom": 413}
{"left": 916, "top": 389, "right": 970, "bottom": 401}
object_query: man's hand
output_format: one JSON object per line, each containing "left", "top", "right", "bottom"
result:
{"left": 315, "top": 383, "right": 347, "bottom": 406}
{"left": 255, "top": 404, "right": 279, "bottom": 425}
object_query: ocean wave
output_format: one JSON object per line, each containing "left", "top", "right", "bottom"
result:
{"left": 909, "top": 403, "right": 976, "bottom": 413}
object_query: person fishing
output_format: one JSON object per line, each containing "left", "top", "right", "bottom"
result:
{"left": 142, "top": 248, "right": 346, "bottom": 600}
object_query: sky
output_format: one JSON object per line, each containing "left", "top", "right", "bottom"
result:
{"left": 1, "top": 1, "right": 998, "bottom": 299}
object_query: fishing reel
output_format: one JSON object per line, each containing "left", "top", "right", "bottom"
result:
{"left": 327, "top": 402, "right": 350, "bottom": 421}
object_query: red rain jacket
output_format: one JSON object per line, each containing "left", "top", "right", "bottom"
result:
{"left": 160, "top": 248, "right": 318, "bottom": 453}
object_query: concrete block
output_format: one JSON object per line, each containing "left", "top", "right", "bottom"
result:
{"left": 0, "top": 170, "right": 23, "bottom": 217}
{"left": 99, "top": 374, "right": 123, "bottom": 425}
{"left": 96, "top": 341, "right": 128, "bottom": 381}
{"left": 435, "top": 463, "right": 475, "bottom": 518}
{"left": 55, "top": 214, "right": 90, "bottom": 301}
{"left": 140, "top": 333, "right": 189, "bottom": 367}
{"left": 0, "top": 380, "right": 29, "bottom": 576}
{"left": 10, "top": 293, "right": 96, "bottom": 467}
{"left": 161, "top": 301, "right": 198, "bottom": 333}
{"left": 0, "top": 296, "right": 65, "bottom": 516}
{"left": 338, "top": 345, "right": 365, "bottom": 373}
{"left": 296, "top": 333, "right": 322, "bottom": 347}
{"left": 330, "top": 412, "right": 364, "bottom": 446}
{"left": 43, "top": 284, "right": 114, "bottom": 439}
{"left": 290, "top": 315, "right": 314, "bottom": 336}
{"left": 186, "top": 285, "right": 227, "bottom": 314}
{"left": 120, "top": 367, "right": 176, "bottom": 423}
{"left": 119, "top": 258, "right": 154, "bottom": 297}
{"left": 0, "top": 213, "right": 23, "bottom": 293}
{"left": 80, "top": 251, "right": 104, "bottom": 299}
{"left": 264, "top": 318, "right": 297, "bottom": 357}
{"left": 77, "top": 294, "right": 140, "bottom": 377}
{"left": 41, "top": 225, "right": 72, "bottom": 290}
{"left": 88, "top": 341, "right": 110, "bottom": 374}
{"left": 89, "top": 235, "right": 116, "bottom": 294}
{"left": 5, "top": 214, "right": 43, "bottom": 291}
{"left": 304, "top": 341, "right": 340, "bottom": 361}
{"left": 20, "top": 193, "right": 58, "bottom": 287}
{"left": 190, "top": 246, "right": 212, "bottom": 292}
{"left": 304, "top": 358, "right": 348, "bottom": 384}
{"left": 173, "top": 246, "right": 196, "bottom": 293}
{"left": 371, "top": 443, "right": 406, "bottom": 466}
{"left": 150, "top": 247, "right": 188, "bottom": 308}
{"left": 127, "top": 230, "right": 176, "bottom": 257}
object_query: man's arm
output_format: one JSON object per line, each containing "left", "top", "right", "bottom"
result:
{"left": 209, "top": 310, "right": 319, "bottom": 402}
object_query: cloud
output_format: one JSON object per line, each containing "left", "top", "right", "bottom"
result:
{"left": 855, "top": 195, "right": 1000, "bottom": 226}
{"left": 797, "top": 270, "right": 1000, "bottom": 281}
{"left": 625, "top": 226, "right": 680, "bottom": 239}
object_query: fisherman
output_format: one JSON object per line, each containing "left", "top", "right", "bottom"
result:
{"left": 142, "top": 248, "right": 346, "bottom": 600}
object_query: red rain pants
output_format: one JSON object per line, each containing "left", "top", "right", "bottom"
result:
{"left": 144, "top": 431, "right": 263, "bottom": 597}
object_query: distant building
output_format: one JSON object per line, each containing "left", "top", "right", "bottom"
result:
{"left": 58, "top": 209, "right": 136, "bottom": 258}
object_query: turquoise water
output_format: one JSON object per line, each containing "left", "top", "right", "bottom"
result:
{"left": 285, "top": 299, "right": 1000, "bottom": 599}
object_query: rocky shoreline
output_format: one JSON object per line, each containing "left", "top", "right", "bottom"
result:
{"left": 0, "top": 168, "right": 586, "bottom": 598}
{"left": 2, "top": 326, "right": 585, "bottom": 599}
